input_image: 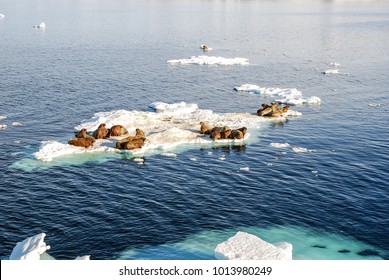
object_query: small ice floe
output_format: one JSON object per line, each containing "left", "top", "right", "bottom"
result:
{"left": 12, "top": 122, "right": 22, "bottom": 126}
{"left": 214, "top": 231, "right": 293, "bottom": 260}
{"left": 0, "top": 124, "right": 7, "bottom": 129}
{"left": 190, "top": 157, "right": 197, "bottom": 161}
{"left": 239, "top": 167, "right": 250, "bottom": 171}
{"left": 208, "top": 151, "right": 213, "bottom": 155}
{"left": 10, "top": 233, "right": 51, "bottom": 260}
{"left": 33, "top": 22, "right": 45, "bottom": 29}
{"left": 133, "top": 157, "right": 144, "bottom": 164}
{"left": 0, "top": 116, "right": 6, "bottom": 121}
{"left": 0, "top": 14, "right": 5, "bottom": 18}
{"left": 311, "top": 170, "right": 319, "bottom": 174}
{"left": 322, "top": 69, "right": 349, "bottom": 75}
{"left": 330, "top": 62, "right": 340, "bottom": 68}
{"left": 219, "top": 156, "right": 226, "bottom": 161}
{"left": 167, "top": 55, "right": 249, "bottom": 65}
{"left": 271, "top": 142, "right": 290, "bottom": 148}
{"left": 368, "top": 103, "right": 384, "bottom": 107}
{"left": 292, "top": 146, "right": 315, "bottom": 153}
{"left": 161, "top": 153, "right": 177, "bottom": 158}
{"left": 234, "top": 84, "right": 320, "bottom": 105}
{"left": 9, "top": 233, "right": 90, "bottom": 260}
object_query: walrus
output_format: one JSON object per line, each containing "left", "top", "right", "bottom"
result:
{"left": 123, "top": 137, "right": 146, "bottom": 150}
{"left": 237, "top": 127, "right": 247, "bottom": 137}
{"left": 92, "top": 123, "right": 109, "bottom": 139}
{"left": 108, "top": 125, "right": 128, "bottom": 137}
{"left": 75, "top": 128, "right": 88, "bottom": 138}
{"left": 282, "top": 105, "right": 289, "bottom": 113}
{"left": 211, "top": 126, "right": 230, "bottom": 133}
{"left": 230, "top": 129, "right": 244, "bottom": 139}
{"left": 68, "top": 136, "right": 95, "bottom": 148}
{"left": 257, "top": 104, "right": 273, "bottom": 116}
{"left": 200, "top": 122, "right": 211, "bottom": 134}
{"left": 220, "top": 129, "right": 232, "bottom": 139}
{"left": 210, "top": 130, "right": 221, "bottom": 141}
{"left": 200, "top": 45, "right": 209, "bottom": 51}
{"left": 116, "top": 128, "right": 146, "bottom": 149}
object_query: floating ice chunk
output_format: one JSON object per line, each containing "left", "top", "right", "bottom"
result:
{"left": 167, "top": 55, "right": 249, "bottom": 65}
{"left": 368, "top": 103, "right": 384, "bottom": 107}
{"left": 161, "top": 153, "right": 177, "bottom": 158}
{"left": 271, "top": 143, "right": 290, "bottom": 148}
{"left": 149, "top": 101, "right": 198, "bottom": 114}
{"left": 12, "top": 122, "right": 22, "bottom": 126}
{"left": 292, "top": 146, "right": 315, "bottom": 153}
{"left": 9, "top": 233, "right": 51, "bottom": 260}
{"left": 330, "top": 62, "right": 340, "bottom": 68}
{"left": 0, "top": 116, "right": 6, "bottom": 121}
{"left": 33, "top": 22, "right": 45, "bottom": 28}
{"left": 240, "top": 167, "right": 250, "bottom": 171}
{"left": 0, "top": 124, "right": 7, "bottom": 129}
{"left": 322, "top": 69, "right": 349, "bottom": 75}
{"left": 0, "top": 14, "right": 4, "bottom": 18}
{"left": 133, "top": 158, "right": 144, "bottom": 164}
{"left": 214, "top": 231, "right": 293, "bottom": 260}
{"left": 190, "top": 157, "right": 197, "bottom": 161}
{"left": 235, "top": 84, "right": 320, "bottom": 105}
{"left": 75, "top": 255, "right": 90, "bottom": 260}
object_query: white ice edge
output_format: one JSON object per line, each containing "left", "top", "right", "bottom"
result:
{"left": 234, "top": 84, "right": 321, "bottom": 105}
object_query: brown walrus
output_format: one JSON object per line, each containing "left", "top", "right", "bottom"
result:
{"left": 123, "top": 137, "right": 146, "bottom": 150}
{"left": 92, "top": 123, "right": 109, "bottom": 139}
{"left": 200, "top": 44, "right": 209, "bottom": 51}
{"left": 230, "top": 129, "right": 244, "bottom": 139}
{"left": 220, "top": 129, "right": 232, "bottom": 139}
{"left": 75, "top": 128, "right": 88, "bottom": 138}
{"left": 200, "top": 122, "right": 211, "bottom": 134}
{"left": 210, "top": 130, "right": 221, "bottom": 141}
{"left": 257, "top": 104, "right": 273, "bottom": 116}
{"left": 116, "top": 128, "right": 146, "bottom": 149}
{"left": 237, "top": 127, "right": 247, "bottom": 137}
{"left": 108, "top": 125, "right": 128, "bottom": 137}
{"left": 68, "top": 136, "right": 95, "bottom": 148}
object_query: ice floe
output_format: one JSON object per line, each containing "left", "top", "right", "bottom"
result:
{"left": 32, "top": 102, "right": 299, "bottom": 163}
{"left": 271, "top": 143, "right": 290, "bottom": 148}
{"left": 0, "top": 14, "right": 4, "bottom": 18}
{"left": 292, "top": 146, "right": 315, "bottom": 153}
{"left": 234, "top": 84, "right": 321, "bottom": 105}
{"left": 9, "top": 233, "right": 90, "bottom": 260}
{"left": 167, "top": 55, "right": 249, "bottom": 65}
{"left": 214, "top": 231, "right": 293, "bottom": 260}
{"left": 0, "top": 116, "right": 6, "bottom": 121}
{"left": 33, "top": 22, "right": 45, "bottom": 29}
{"left": 0, "top": 124, "right": 7, "bottom": 129}
{"left": 12, "top": 122, "right": 22, "bottom": 126}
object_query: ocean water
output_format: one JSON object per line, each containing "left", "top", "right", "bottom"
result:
{"left": 1, "top": 0, "right": 388, "bottom": 260}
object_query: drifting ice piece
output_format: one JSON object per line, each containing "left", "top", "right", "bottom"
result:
{"left": 214, "top": 231, "right": 293, "bottom": 260}
{"left": 9, "top": 233, "right": 51, "bottom": 260}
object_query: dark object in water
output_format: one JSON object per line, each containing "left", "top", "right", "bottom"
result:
{"left": 338, "top": 249, "right": 351, "bottom": 254}
{"left": 357, "top": 249, "right": 380, "bottom": 257}
{"left": 311, "top": 244, "right": 326, "bottom": 249}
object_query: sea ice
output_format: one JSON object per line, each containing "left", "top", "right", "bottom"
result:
{"left": 270, "top": 143, "right": 290, "bottom": 148}
{"left": 0, "top": 116, "right": 6, "bottom": 121}
{"left": 9, "top": 233, "right": 51, "bottom": 260}
{"left": 167, "top": 55, "right": 249, "bottom": 65}
{"left": 12, "top": 122, "right": 22, "bottom": 126}
{"left": 214, "top": 231, "right": 293, "bottom": 260}
{"left": 0, "top": 14, "right": 4, "bottom": 18}
{"left": 234, "top": 84, "right": 321, "bottom": 105}
{"left": 9, "top": 233, "right": 90, "bottom": 260}
{"left": 33, "top": 22, "right": 45, "bottom": 28}
{"left": 0, "top": 124, "right": 7, "bottom": 129}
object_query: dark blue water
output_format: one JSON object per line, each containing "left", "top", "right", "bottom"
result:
{"left": 1, "top": 0, "right": 388, "bottom": 260}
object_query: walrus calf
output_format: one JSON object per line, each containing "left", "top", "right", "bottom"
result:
{"left": 92, "top": 123, "right": 109, "bottom": 139}
{"left": 108, "top": 125, "right": 128, "bottom": 137}
{"left": 75, "top": 128, "right": 89, "bottom": 138}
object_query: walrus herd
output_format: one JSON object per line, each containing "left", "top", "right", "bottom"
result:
{"left": 68, "top": 124, "right": 146, "bottom": 150}
{"left": 68, "top": 102, "right": 289, "bottom": 148}
{"left": 257, "top": 102, "right": 289, "bottom": 117}
{"left": 199, "top": 122, "right": 248, "bottom": 141}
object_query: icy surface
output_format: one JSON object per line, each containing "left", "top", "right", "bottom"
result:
{"left": 32, "top": 102, "right": 299, "bottom": 162}
{"left": 9, "top": 233, "right": 51, "bottom": 260}
{"left": 214, "top": 231, "right": 293, "bottom": 260}
{"left": 167, "top": 55, "right": 249, "bottom": 65}
{"left": 234, "top": 84, "right": 321, "bottom": 105}
{"left": 271, "top": 143, "right": 290, "bottom": 148}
